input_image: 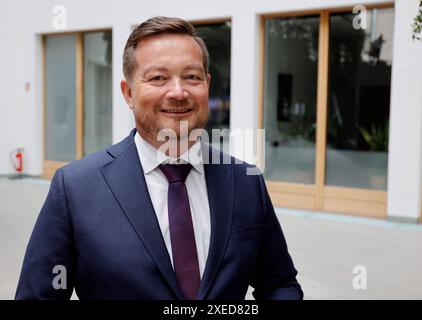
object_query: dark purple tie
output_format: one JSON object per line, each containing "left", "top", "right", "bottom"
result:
{"left": 159, "top": 163, "right": 200, "bottom": 300}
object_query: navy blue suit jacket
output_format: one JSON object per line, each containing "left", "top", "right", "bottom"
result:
{"left": 15, "top": 129, "right": 302, "bottom": 300}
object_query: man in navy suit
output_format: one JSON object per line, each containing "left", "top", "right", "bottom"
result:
{"left": 15, "top": 16, "right": 302, "bottom": 300}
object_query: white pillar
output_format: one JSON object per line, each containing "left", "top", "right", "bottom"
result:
{"left": 22, "top": 33, "right": 43, "bottom": 176}
{"left": 112, "top": 23, "right": 135, "bottom": 144}
{"left": 230, "top": 13, "right": 260, "bottom": 164}
{"left": 387, "top": 0, "right": 422, "bottom": 222}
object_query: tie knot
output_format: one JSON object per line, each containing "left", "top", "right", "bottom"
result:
{"left": 159, "top": 163, "right": 192, "bottom": 183}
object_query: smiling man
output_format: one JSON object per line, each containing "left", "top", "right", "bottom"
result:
{"left": 15, "top": 16, "right": 303, "bottom": 300}
{"left": 120, "top": 23, "right": 210, "bottom": 155}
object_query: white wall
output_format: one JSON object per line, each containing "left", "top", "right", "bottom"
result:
{"left": 2, "top": 0, "right": 421, "bottom": 221}
{"left": 388, "top": 0, "right": 422, "bottom": 221}
{"left": 0, "top": 0, "right": 391, "bottom": 173}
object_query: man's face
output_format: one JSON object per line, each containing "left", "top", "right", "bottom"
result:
{"left": 121, "top": 33, "right": 210, "bottom": 145}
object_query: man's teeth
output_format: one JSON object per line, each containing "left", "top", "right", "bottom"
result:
{"left": 162, "top": 109, "right": 192, "bottom": 113}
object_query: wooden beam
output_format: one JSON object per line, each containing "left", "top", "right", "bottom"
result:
{"left": 42, "top": 35, "right": 48, "bottom": 179}
{"left": 257, "top": 16, "right": 266, "bottom": 171}
{"left": 76, "top": 33, "right": 84, "bottom": 159}
{"left": 315, "top": 11, "right": 330, "bottom": 210}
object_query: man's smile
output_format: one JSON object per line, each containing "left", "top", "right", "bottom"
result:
{"left": 160, "top": 108, "right": 193, "bottom": 115}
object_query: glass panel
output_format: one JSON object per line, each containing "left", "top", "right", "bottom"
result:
{"left": 263, "top": 16, "right": 319, "bottom": 184}
{"left": 83, "top": 31, "right": 112, "bottom": 155}
{"left": 326, "top": 8, "right": 393, "bottom": 190}
{"left": 45, "top": 34, "right": 77, "bottom": 162}
{"left": 194, "top": 22, "right": 231, "bottom": 149}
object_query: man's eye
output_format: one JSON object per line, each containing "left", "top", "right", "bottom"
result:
{"left": 186, "top": 74, "right": 202, "bottom": 81}
{"left": 149, "top": 75, "right": 165, "bottom": 81}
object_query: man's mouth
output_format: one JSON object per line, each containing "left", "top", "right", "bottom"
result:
{"left": 160, "top": 108, "right": 193, "bottom": 114}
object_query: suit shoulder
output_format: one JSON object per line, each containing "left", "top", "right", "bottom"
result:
{"left": 206, "top": 144, "right": 263, "bottom": 178}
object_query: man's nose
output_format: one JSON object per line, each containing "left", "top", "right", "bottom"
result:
{"left": 167, "top": 78, "right": 188, "bottom": 100}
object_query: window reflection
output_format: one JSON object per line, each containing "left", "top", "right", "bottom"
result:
{"left": 326, "top": 8, "right": 393, "bottom": 190}
{"left": 83, "top": 31, "right": 113, "bottom": 155}
{"left": 45, "top": 35, "right": 77, "bottom": 162}
{"left": 194, "top": 22, "right": 231, "bottom": 148}
{"left": 263, "top": 16, "right": 319, "bottom": 184}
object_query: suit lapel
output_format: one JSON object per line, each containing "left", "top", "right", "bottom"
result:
{"left": 101, "top": 133, "right": 183, "bottom": 299}
{"left": 197, "top": 146, "right": 234, "bottom": 299}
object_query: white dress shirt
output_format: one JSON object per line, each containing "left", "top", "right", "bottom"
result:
{"left": 134, "top": 132, "right": 211, "bottom": 278}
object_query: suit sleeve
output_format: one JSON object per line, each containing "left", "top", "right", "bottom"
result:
{"left": 251, "top": 174, "right": 303, "bottom": 300}
{"left": 15, "top": 168, "right": 76, "bottom": 299}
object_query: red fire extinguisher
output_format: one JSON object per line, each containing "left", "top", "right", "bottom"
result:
{"left": 10, "top": 148, "right": 24, "bottom": 177}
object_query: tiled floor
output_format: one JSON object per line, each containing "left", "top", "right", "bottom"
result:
{"left": 1, "top": 177, "right": 422, "bottom": 300}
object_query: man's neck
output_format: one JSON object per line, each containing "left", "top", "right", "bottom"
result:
{"left": 137, "top": 130, "right": 198, "bottom": 158}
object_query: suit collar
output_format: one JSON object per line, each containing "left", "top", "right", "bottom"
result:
{"left": 133, "top": 131, "right": 204, "bottom": 175}
{"left": 102, "top": 129, "right": 234, "bottom": 300}
{"left": 102, "top": 129, "right": 184, "bottom": 299}
{"left": 105, "top": 128, "right": 137, "bottom": 159}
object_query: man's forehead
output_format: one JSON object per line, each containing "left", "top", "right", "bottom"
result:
{"left": 136, "top": 33, "right": 201, "bottom": 53}
{"left": 134, "top": 34, "right": 204, "bottom": 71}
{"left": 143, "top": 63, "right": 203, "bottom": 71}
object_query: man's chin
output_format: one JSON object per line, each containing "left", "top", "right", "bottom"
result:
{"left": 157, "top": 121, "right": 197, "bottom": 138}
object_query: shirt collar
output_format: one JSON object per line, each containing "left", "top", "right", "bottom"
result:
{"left": 134, "top": 131, "right": 204, "bottom": 175}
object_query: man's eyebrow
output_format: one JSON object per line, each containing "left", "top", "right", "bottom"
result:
{"left": 141, "top": 66, "right": 168, "bottom": 78}
{"left": 184, "top": 64, "right": 204, "bottom": 71}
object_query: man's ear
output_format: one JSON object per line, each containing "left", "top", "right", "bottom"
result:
{"left": 206, "top": 73, "right": 211, "bottom": 88}
{"left": 121, "top": 79, "right": 134, "bottom": 109}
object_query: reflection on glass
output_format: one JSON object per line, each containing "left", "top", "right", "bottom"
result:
{"left": 45, "top": 35, "right": 77, "bottom": 162}
{"left": 326, "top": 8, "right": 393, "bottom": 190}
{"left": 83, "top": 31, "right": 112, "bottom": 155}
{"left": 263, "top": 16, "right": 319, "bottom": 184}
{"left": 194, "top": 22, "right": 231, "bottom": 149}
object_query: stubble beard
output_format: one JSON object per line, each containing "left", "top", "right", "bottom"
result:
{"left": 135, "top": 104, "right": 209, "bottom": 147}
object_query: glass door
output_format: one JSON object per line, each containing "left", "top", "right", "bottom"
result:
{"left": 44, "top": 34, "right": 77, "bottom": 178}
{"left": 43, "top": 30, "right": 112, "bottom": 179}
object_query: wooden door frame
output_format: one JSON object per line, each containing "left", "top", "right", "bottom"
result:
{"left": 42, "top": 29, "right": 111, "bottom": 179}
{"left": 258, "top": 4, "right": 393, "bottom": 219}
